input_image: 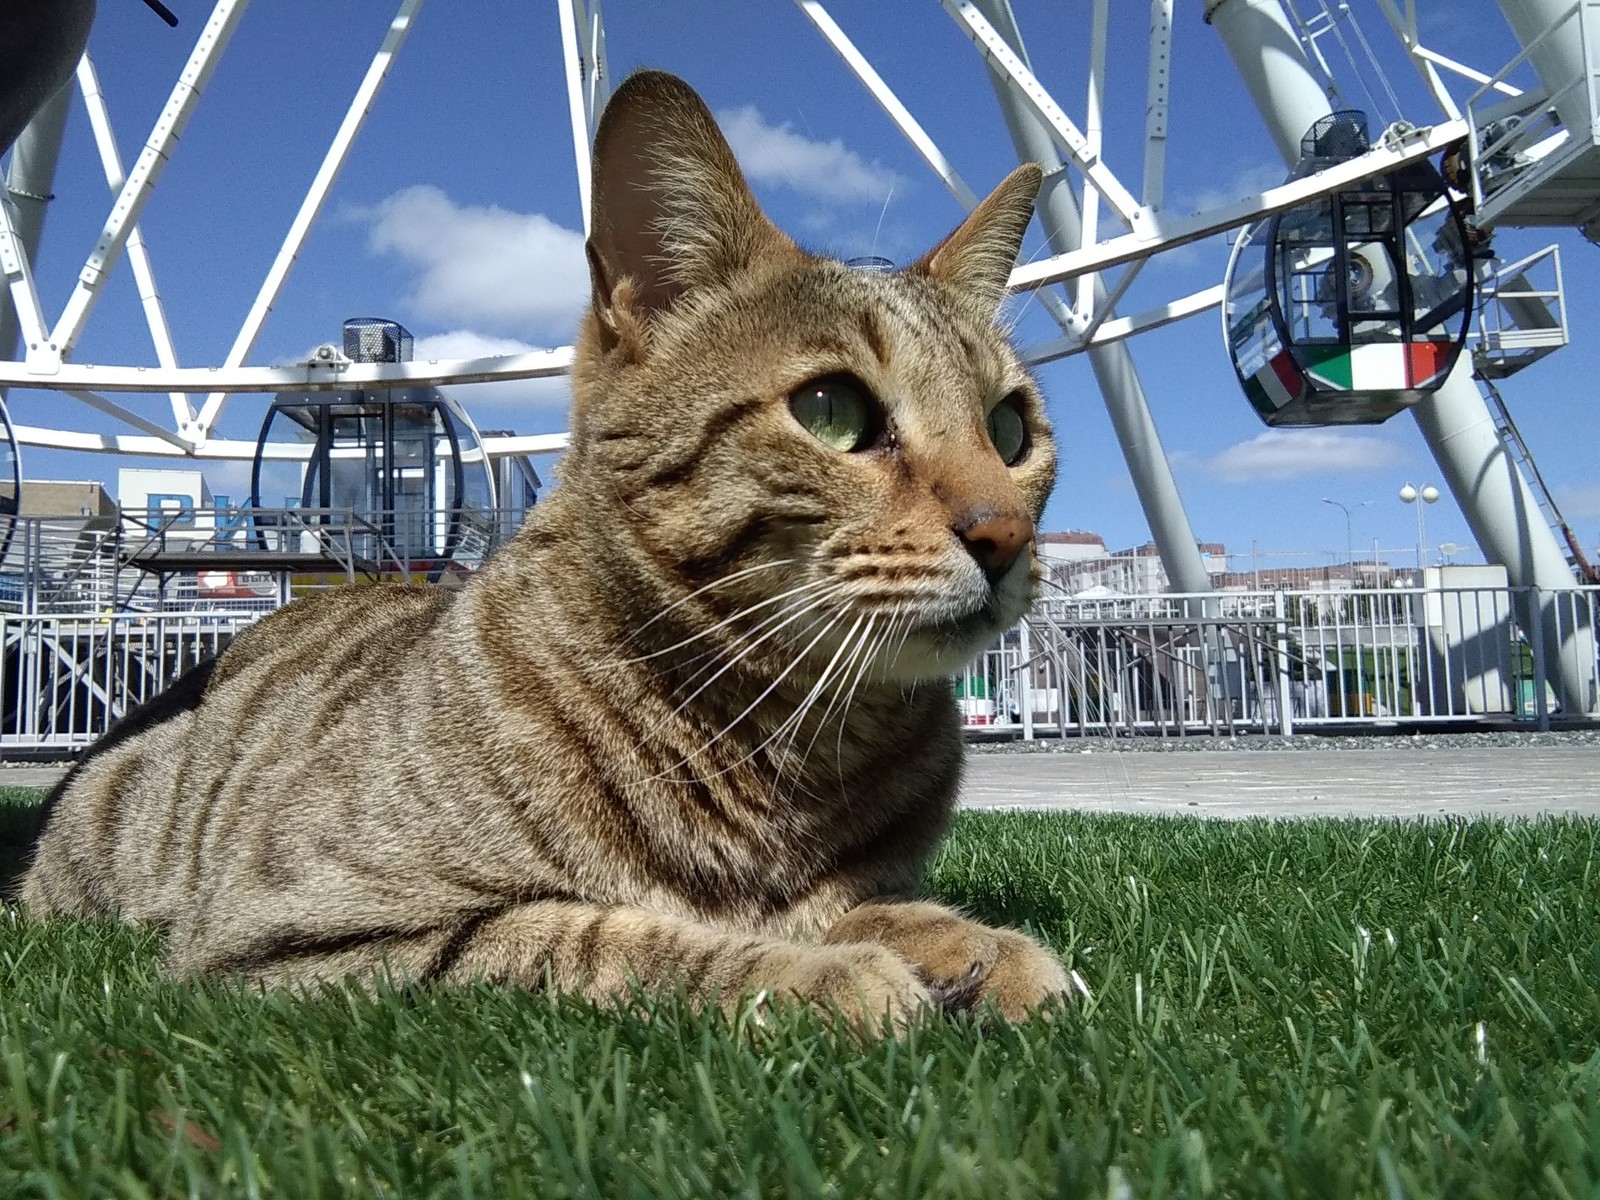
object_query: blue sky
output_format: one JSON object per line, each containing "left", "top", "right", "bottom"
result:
{"left": 7, "top": 0, "right": 1598, "bottom": 572}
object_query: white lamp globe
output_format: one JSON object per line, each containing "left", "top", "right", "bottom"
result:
{"left": 1421, "top": 485, "right": 1440, "bottom": 504}
{"left": 1399, "top": 484, "right": 1418, "bottom": 503}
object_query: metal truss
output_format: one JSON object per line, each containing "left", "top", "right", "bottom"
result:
{"left": 0, "top": 0, "right": 1501, "bottom": 463}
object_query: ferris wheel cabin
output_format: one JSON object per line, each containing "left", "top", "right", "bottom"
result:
{"left": 249, "top": 318, "right": 510, "bottom": 577}
{"left": 1223, "top": 113, "right": 1476, "bottom": 428}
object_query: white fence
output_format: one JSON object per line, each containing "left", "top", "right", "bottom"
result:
{"left": 0, "top": 612, "right": 250, "bottom": 752}
{"left": 0, "top": 583, "right": 1596, "bottom": 755}
{"left": 958, "top": 584, "right": 1600, "bottom": 738}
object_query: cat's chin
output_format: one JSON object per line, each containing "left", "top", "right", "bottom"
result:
{"left": 871, "top": 610, "right": 1019, "bottom": 685}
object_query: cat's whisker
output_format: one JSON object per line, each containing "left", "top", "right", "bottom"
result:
{"left": 780, "top": 610, "right": 881, "bottom": 787}
{"left": 812, "top": 611, "right": 880, "bottom": 736}
{"left": 777, "top": 604, "right": 889, "bottom": 780}
{"left": 633, "top": 558, "right": 797, "bottom": 632}
{"left": 653, "top": 581, "right": 837, "bottom": 692}
{"left": 641, "top": 607, "right": 852, "bottom": 782}
{"left": 683, "top": 610, "right": 869, "bottom": 786}
{"left": 826, "top": 620, "right": 885, "bottom": 785}
{"left": 650, "top": 584, "right": 847, "bottom": 735}
{"left": 658, "top": 583, "right": 844, "bottom": 705}
{"left": 792, "top": 625, "right": 888, "bottom": 793}
{"left": 608, "top": 560, "right": 804, "bottom": 664}
{"left": 615, "top": 576, "right": 832, "bottom": 667}
{"left": 882, "top": 605, "right": 919, "bottom": 671}
{"left": 767, "top": 611, "right": 868, "bottom": 756}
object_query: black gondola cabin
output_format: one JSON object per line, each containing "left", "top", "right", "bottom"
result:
{"left": 1223, "top": 112, "right": 1475, "bottom": 427}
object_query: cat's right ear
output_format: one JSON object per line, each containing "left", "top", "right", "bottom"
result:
{"left": 586, "top": 71, "right": 796, "bottom": 350}
{"left": 910, "top": 164, "right": 1041, "bottom": 322}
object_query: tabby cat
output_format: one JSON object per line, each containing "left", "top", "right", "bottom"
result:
{"left": 22, "top": 71, "right": 1067, "bottom": 1027}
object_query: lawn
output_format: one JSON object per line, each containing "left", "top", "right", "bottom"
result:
{"left": 2, "top": 784, "right": 1598, "bottom": 1197}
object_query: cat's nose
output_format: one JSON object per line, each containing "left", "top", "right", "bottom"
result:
{"left": 954, "top": 510, "right": 1033, "bottom": 582}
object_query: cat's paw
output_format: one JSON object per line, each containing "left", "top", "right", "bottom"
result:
{"left": 758, "top": 942, "right": 932, "bottom": 1034}
{"left": 972, "top": 929, "right": 1071, "bottom": 1022}
{"left": 905, "top": 925, "right": 1068, "bottom": 1021}
{"left": 826, "top": 902, "right": 1069, "bottom": 1022}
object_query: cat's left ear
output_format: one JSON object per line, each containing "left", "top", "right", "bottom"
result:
{"left": 586, "top": 70, "right": 797, "bottom": 344}
{"left": 910, "top": 164, "right": 1041, "bottom": 319}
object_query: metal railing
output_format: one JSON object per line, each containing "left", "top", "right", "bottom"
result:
{"left": 0, "top": 611, "right": 251, "bottom": 751}
{"left": 0, "top": 506, "right": 531, "bottom": 617}
{"left": 958, "top": 583, "right": 1600, "bottom": 738}
{"left": 1471, "top": 244, "right": 1568, "bottom": 379}
{"left": 1463, "top": 0, "right": 1600, "bottom": 228}
{"left": 1, "top": 575, "right": 1596, "bottom": 754}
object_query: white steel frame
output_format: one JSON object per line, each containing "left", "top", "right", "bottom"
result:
{"left": 0, "top": 0, "right": 1569, "bottom": 467}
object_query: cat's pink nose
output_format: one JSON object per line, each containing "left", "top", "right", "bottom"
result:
{"left": 955, "top": 511, "right": 1033, "bottom": 581}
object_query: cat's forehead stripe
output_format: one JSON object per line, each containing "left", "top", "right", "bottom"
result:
{"left": 858, "top": 310, "right": 890, "bottom": 368}
{"left": 878, "top": 275, "right": 1012, "bottom": 384}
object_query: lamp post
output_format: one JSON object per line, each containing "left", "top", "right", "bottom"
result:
{"left": 1322, "top": 497, "right": 1369, "bottom": 581}
{"left": 1399, "top": 483, "right": 1440, "bottom": 572}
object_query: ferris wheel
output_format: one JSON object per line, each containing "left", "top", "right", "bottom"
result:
{"left": 1, "top": 4, "right": 1596, "bottom": 631}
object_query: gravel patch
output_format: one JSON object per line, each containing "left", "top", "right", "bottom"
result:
{"left": 966, "top": 728, "right": 1600, "bottom": 754}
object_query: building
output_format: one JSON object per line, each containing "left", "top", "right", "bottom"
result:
{"left": 1038, "top": 532, "right": 1412, "bottom": 596}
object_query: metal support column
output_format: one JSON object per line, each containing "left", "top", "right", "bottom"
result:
{"left": 1207, "top": 0, "right": 1596, "bottom": 715}
{"left": 1, "top": 85, "right": 73, "bottom": 370}
{"left": 971, "top": 0, "right": 1214, "bottom": 598}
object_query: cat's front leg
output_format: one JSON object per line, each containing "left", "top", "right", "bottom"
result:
{"left": 434, "top": 900, "right": 934, "bottom": 1031}
{"left": 822, "top": 901, "right": 1069, "bottom": 1021}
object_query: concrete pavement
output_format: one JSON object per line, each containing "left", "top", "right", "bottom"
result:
{"left": 6, "top": 744, "right": 1598, "bottom": 820}
{"left": 960, "top": 745, "right": 1600, "bottom": 819}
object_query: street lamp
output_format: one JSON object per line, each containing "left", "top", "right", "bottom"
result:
{"left": 1399, "top": 483, "right": 1440, "bottom": 571}
{"left": 1322, "top": 497, "right": 1370, "bottom": 579}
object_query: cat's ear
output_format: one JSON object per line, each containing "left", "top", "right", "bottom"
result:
{"left": 910, "top": 164, "right": 1041, "bottom": 318}
{"left": 586, "top": 70, "right": 795, "bottom": 340}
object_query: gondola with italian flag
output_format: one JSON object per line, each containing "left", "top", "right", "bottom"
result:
{"left": 1222, "top": 111, "right": 1475, "bottom": 428}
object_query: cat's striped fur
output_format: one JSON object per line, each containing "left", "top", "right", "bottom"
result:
{"left": 22, "top": 72, "right": 1066, "bottom": 1027}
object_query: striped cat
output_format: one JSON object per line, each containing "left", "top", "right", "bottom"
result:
{"left": 23, "top": 71, "right": 1066, "bottom": 1028}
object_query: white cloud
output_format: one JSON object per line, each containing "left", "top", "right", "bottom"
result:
{"left": 1179, "top": 429, "right": 1405, "bottom": 483}
{"left": 359, "top": 186, "right": 588, "bottom": 338}
{"left": 717, "top": 107, "right": 903, "bottom": 205}
{"left": 1556, "top": 484, "right": 1600, "bottom": 520}
{"left": 1183, "top": 162, "right": 1287, "bottom": 218}
{"left": 412, "top": 330, "right": 571, "bottom": 421}
{"left": 201, "top": 458, "right": 257, "bottom": 503}
{"left": 1162, "top": 162, "right": 1288, "bottom": 268}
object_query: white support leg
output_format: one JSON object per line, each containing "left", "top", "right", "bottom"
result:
{"left": 973, "top": 0, "right": 1215, "bottom": 598}
{"left": 194, "top": 0, "right": 422, "bottom": 440}
{"left": 941, "top": 0, "right": 1144, "bottom": 229}
{"left": 586, "top": 0, "right": 611, "bottom": 121}
{"left": 76, "top": 55, "right": 192, "bottom": 432}
{"left": 0, "top": 189, "right": 53, "bottom": 363}
{"left": 558, "top": 0, "right": 596, "bottom": 231}
{"left": 66, "top": 389, "right": 195, "bottom": 451}
{"left": 50, "top": 0, "right": 251, "bottom": 359}
{"left": 1075, "top": 0, "right": 1110, "bottom": 319}
{"left": 1207, "top": 0, "right": 1596, "bottom": 714}
{"left": 1143, "top": 0, "right": 1175, "bottom": 209}
{"left": 797, "top": 1, "right": 980, "bottom": 208}
{"left": 796, "top": 2, "right": 1082, "bottom": 345}
{"left": 1, "top": 84, "right": 72, "bottom": 376}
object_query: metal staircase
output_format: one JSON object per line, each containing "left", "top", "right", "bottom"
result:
{"left": 1479, "top": 373, "right": 1597, "bottom": 582}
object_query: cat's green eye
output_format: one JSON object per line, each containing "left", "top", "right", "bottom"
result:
{"left": 987, "top": 398, "right": 1029, "bottom": 466}
{"left": 789, "top": 376, "right": 877, "bottom": 452}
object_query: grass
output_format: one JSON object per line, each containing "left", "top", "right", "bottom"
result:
{"left": 2, "top": 784, "right": 1598, "bottom": 1197}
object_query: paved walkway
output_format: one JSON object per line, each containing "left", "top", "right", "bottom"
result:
{"left": 7, "top": 746, "right": 1598, "bottom": 820}
{"left": 961, "top": 746, "right": 1600, "bottom": 819}
{"left": 0, "top": 766, "right": 66, "bottom": 790}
